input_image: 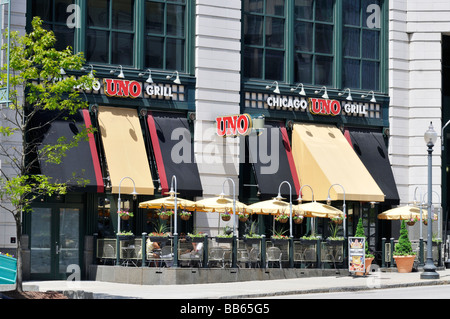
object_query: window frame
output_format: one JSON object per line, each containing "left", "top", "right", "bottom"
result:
{"left": 242, "top": 0, "right": 388, "bottom": 94}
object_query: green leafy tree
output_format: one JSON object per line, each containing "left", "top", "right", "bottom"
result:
{"left": 0, "top": 17, "right": 94, "bottom": 292}
{"left": 393, "top": 220, "right": 415, "bottom": 256}
{"left": 355, "top": 218, "right": 374, "bottom": 258}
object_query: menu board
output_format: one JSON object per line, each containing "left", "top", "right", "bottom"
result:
{"left": 348, "top": 237, "right": 365, "bottom": 273}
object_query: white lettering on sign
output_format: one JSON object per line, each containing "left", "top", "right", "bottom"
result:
{"left": 145, "top": 84, "right": 173, "bottom": 98}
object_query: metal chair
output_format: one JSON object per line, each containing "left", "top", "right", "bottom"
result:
{"left": 160, "top": 246, "right": 174, "bottom": 267}
{"left": 249, "top": 247, "right": 261, "bottom": 268}
{"left": 237, "top": 249, "right": 250, "bottom": 268}
{"left": 266, "top": 246, "right": 282, "bottom": 268}
{"left": 208, "top": 247, "right": 225, "bottom": 268}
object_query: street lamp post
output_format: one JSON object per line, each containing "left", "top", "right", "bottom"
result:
{"left": 170, "top": 175, "right": 179, "bottom": 267}
{"left": 298, "top": 185, "right": 315, "bottom": 235}
{"left": 327, "top": 184, "right": 346, "bottom": 237}
{"left": 116, "top": 176, "right": 138, "bottom": 265}
{"left": 277, "top": 181, "right": 293, "bottom": 267}
{"left": 421, "top": 122, "right": 440, "bottom": 279}
{"left": 222, "top": 178, "right": 237, "bottom": 268}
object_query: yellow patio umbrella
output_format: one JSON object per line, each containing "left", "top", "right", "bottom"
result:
{"left": 195, "top": 194, "right": 250, "bottom": 213}
{"left": 377, "top": 205, "right": 428, "bottom": 220}
{"left": 297, "top": 201, "right": 344, "bottom": 218}
{"left": 138, "top": 191, "right": 198, "bottom": 211}
{"left": 247, "top": 197, "right": 303, "bottom": 215}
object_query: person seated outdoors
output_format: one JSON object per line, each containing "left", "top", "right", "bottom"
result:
{"left": 146, "top": 238, "right": 161, "bottom": 260}
{"left": 180, "top": 241, "right": 203, "bottom": 266}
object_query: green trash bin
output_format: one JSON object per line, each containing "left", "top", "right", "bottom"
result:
{"left": 0, "top": 254, "right": 17, "bottom": 285}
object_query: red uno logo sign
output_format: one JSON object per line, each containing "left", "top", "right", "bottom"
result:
{"left": 104, "top": 79, "right": 142, "bottom": 98}
{"left": 216, "top": 114, "right": 252, "bottom": 137}
{"left": 309, "top": 98, "right": 341, "bottom": 116}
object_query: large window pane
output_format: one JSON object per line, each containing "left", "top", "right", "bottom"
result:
{"left": 362, "top": 61, "right": 380, "bottom": 90}
{"left": 266, "top": 0, "right": 285, "bottom": 16}
{"left": 343, "top": 58, "right": 360, "bottom": 88}
{"left": 294, "top": 53, "right": 313, "bottom": 84}
{"left": 295, "top": 0, "right": 313, "bottom": 20}
{"left": 265, "top": 50, "right": 285, "bottom": 81}
{"left": 294, "top": 21, "right": 313, "bottom": 52}
{"left": 315, "top": 0, "right": 334, "bottom": 23}
{"left": 55, "top": 0, "right": 74, "bottom": 23}
{"left": 343, "top": 0, "right": 361, "bottom": 26}
{"left": 146, "top": 2, "right": 165, "bottom": 34}
{"left": 33, "top": 0, "right": 52, "bottom": 21}
{"left": 167, "top": 4, "right": 185, "bottom": 36}
{"left": 166, "top": 38, "right": 185, "bottom": 71}
{"left": 145, "top": 36, "right": 164, "bottom": 69}
{"left": 87, "top": 0, "right": 109, "bottom": 28}
{"left": 265, "top": 17, "right": 285, "bottom": 48}
{"left": 112, "top": 0, "right": 134, "bottom": 31}
{"left": 362, "top": 29, "right": 380, "bottom": 60}
{"left": 315, "top": 55, "right": 333, "bottom": 86}
{"left": 244, "top": 47, "right": 263, "bottom": 79}
{"left": 53, "top": 25, "right": 75, "bottom": 51}
{"left": 112, "top": 32, "right": 134, "bottom": 65}
{"left": 315, "top": 24, "right": 333, "bottom": 54}
{"left": 244, "top": 14, "right": 263, "bottom": 46}
{"left": 343, "top": 27, "right": 360, "bottom": 58}
{"left": 244, "top": 0, "right": 264, "bottom": 13}
{"left": 86, "top": 29, "right": 109, "bottom": 63}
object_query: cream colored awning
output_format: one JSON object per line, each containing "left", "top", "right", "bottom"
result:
{"left": 98, "top": 106, "right": 154, "bottom": 195}
{"left": 292, "top": 123, "right": 385, "bottom": 202}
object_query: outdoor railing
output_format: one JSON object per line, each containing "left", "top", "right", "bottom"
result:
{"left": 95, "top": 235, "right": 348, "bottom": 269}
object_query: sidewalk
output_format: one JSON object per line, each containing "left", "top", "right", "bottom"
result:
{"left": 19, "top": 268, "right": 450, "bottom": 299}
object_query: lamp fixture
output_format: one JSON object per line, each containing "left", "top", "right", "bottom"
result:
{"left": 361, "top": 91, "right": 377, "bottom": 103}
{"left": 110, "top": 65, "right": 125, "bottom": 79}
{"left": 59, "top": 67, "right": 66, "bottom": 75}
{"left": 81, "top": 64, "right": 95, "bottom": 78}
{"left": 338, "top": 88, "right": 353, "bottom": 101}
{"left": 290, "top": 83, "right": 306, "bottom": 96}
{"left": 266, "top": 81, "right": 280, "bottom": 94}
{"left": 166, "top": 70, "right": 181, "bottom": 84}
{"left": 314, "top": 86, "right": 329, "bottom": 99}
{"left": 138, "top": 69, "right": 153, "bottom": 83}
{"left": 424, "top": 121, "right": 438, "bottom": 146}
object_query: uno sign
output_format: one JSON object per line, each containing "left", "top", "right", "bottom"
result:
{"left": 216, "top": 114, "right": 252, "bottom": 137}
{"left": 103, "top": 79, "right": 174, "bottom": 98}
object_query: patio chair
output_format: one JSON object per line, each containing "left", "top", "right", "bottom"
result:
{"left": 208, "top": 247, "right": 225, "bottom": 268}
{"left": 249, "top": 247, "right": 260, "bottom": 268}
{"left": 160, "top": 246, "right": 174, "bottom": 267}
{"left": 237, "top": 249, "right": 250, "bottom": 268}
{"left": 266, "top": 246, "right": 282, "bottom": 268}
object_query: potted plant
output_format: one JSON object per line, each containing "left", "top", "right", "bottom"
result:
{"left": 275, "top": 212, "right": 289, "bottom": 224}
{"left": 221, "top": 211, "right": 231, "bottom": 221}
{"left": 293, "top": 214, "right": 304, "bottom": 224}
{"left": 187, "top": 232, "right": 207, "bottom": 242}
{"left": 118, "top": 210, "right": 134, "bottom": 220}
{"left": 148, "top": 221, "right": 170, "bottom": 242}
{"left": 118, "top": 231, "right": 134, "bottom": 240}
{"left": 393, "top": 220, "right": 416, "bottom": 273}
{"left": 355, "top": 218, "right": 375, "bottom": 275}
{"left": 271, "top": 227, "right": 289, "bottom": 244}
{"left": 407, "top": 216, "right": 418, "bottom": 226}
{"left": 327, "top": 217, "right": 344, "bottom": 245}
{"left": 179, "top": 210, "right": 192, "bottom": 221}
{"left": 216, "top": 227, "right": 233, "bottom": 243}
{"left": 238, "top": 212, "right": 248, "bottom": 223}
{"left": 158, "top": 210, "right": 174, "bottom": 220}
{"left": 331, "top": 216, "right": 343, "bottom": 225}
{"left": 244, "top": 221, "right": 262, "bottom": 244}
{"left": 300, "top": 235, "right": 320, "bottom": 244}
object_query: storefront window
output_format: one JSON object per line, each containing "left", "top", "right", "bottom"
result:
{"left": 243, "top": 0, "right": 286, "bottom": 81}
{"left": 31, "top": 0, "right": 75, "bottom": 51}
{"left": 145, "top": 0, "right": 186, "bottom": 72}
{"left": 342, "top": 0, "right": 381, "bottom": 90}
{"left": 86, "top": 0, "right": 135, "bottom": 66}
{"left": 243, "top": 0, "right": 384, "bottom": 92}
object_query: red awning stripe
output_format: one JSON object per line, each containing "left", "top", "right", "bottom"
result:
{"left": 82, "top": 109, "right": 104, "bottom": 193}
{"left": 280, "top": 125, "right": 301, "bottom": 196}
{"left": 147, "top": 113, "right": 169, "bottom": 194}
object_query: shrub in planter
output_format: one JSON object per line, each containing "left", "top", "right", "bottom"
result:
{"left": 393, "top": 220, "right": 416, "bottom": 273}
{"left": 355, "top": 218, "right": 375, "bottom": 275}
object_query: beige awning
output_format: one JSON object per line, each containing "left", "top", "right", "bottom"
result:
{"left": 98, "top": 106, "right": 154, "bottom": 195}
{"left": 292, "top": 123, "right": 385, "bottom": 202}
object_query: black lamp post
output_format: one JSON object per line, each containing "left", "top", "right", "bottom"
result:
{"left": 421, "top": 122, "right": 440, "bottom": 279}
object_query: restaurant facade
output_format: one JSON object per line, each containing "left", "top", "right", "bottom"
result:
{"left": 1, "top": 0, "right": 446, "bottom": 281}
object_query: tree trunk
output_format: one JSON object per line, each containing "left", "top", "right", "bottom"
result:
{"left": 15, "top": 212, "right": 23, "bottom": 293}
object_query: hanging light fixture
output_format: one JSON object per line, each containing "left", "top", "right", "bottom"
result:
{"left": 361, "top": 91, "right": 377, "bottom": 103}
{"left": 290, "top": 83, "right": 306, "bottom": 96}
{"left": 314, "top": 86, "right": 329, "bottom": 99}
{"left": 110, "top": 65, "right": 125, "bottom": 79}
{"left": 166, "top": 70, "right": 181, "bottom": 84}
{"left": 81, "top": 64, "right": 95, "bottom": 78}
{"left": 139, "top": 69, "right": 153, "bottom": 83}
{"left": 266, "top": 81, "right": 280, "bottom": 94}
{"left": 338, "top": 88, "right": 353, "bottom": 101}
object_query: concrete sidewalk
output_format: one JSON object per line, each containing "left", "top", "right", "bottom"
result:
{"left": 18, "top": 268, "right": 450, "bottom": 299}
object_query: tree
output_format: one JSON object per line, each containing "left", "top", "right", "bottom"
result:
{"left": 0, "top": 17, "right": 94, "bottom": 292}
{"left": 393, "top": 220, "right": 414, "bottom": 256}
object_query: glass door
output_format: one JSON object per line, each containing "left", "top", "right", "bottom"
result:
{"left": 30, "top": 205, "right": 82, "bottom": 280}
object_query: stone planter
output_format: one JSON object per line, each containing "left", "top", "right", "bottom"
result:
{"left": 394, "top": 255, "right": 415, "bottom": 273}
